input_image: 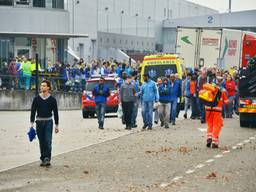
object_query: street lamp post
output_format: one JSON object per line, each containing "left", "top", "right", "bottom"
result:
{"left": 72, "top": 0, "right": 80, "bottom": 50}
{"left": 229, "top": 0, "right": 232, "bottom": 13}
{"left": 120, "top": 10, "right": 124, "bottom": 34}
{"left": 135, "top": 13, "right": 139, "bottom": 35}
{"left": 105, "top": 7, "right": 109, "bottom": 32}
{"left": 147, "top": 16, "right": 151, "bottom": 37}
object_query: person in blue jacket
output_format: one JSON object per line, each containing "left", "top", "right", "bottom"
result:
{"left": 141, "top": 73, "right": 159, "bottom": 130}
{"left": 183, "top": 73, "right": 191, "bottom": 119}
{"left": 158, "top": 77, "right": 172, "bottom": 128}
{"left": 92, "top": 77, "right": 110, "bottom": 129}
{"left": 169, "top": 74, "right": 181, "bottom": 125}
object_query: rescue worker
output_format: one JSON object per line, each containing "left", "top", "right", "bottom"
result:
{"left": 205, "top": 76, "right": 229, "bottom": 148}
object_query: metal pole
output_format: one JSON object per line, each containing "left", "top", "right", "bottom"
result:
{"left": 72, "top": 0, "right": 75, "bottom": 50}
{"left": 35, "top": 53, "right": 39, "bottom": 96}
{"left": 136, "top": 16, "right": 138, "bottom": 35}
{"left": 229, "top": 0, "right": 232, "bottom": 13}
{"left": 147, "top": 20, "right": 149, "bottom": 37}
{"left": 120, "top": 11, "right": 124, "bottom": 33}
{"left": 107, "top": 14, "right": 109, "bottom": 32}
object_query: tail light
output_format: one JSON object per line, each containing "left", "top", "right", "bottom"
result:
{"left": 240, "top": 99, "right": 252, "bottom": 105}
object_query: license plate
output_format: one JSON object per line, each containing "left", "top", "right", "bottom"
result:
{"left": 245, "top": 104, "right": 256, "bottom": 109}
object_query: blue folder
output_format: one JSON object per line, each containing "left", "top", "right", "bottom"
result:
{"left": 27, "top": 127, "right": 36, "bottom": 142}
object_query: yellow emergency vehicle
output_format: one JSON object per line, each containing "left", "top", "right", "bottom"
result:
{"left": 140, "top": 54, "right": 186, "bottom": 83}
{"left": 140, "top": 54, "right": 186, "bottom": 112}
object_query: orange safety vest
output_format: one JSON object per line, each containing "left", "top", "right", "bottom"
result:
{"left": 190, "top": 80, "right": 197, "bottom": 95}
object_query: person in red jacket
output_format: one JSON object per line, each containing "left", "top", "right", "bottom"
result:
{"left": 225, "top": 74, "right": 236, "bottom": 118}
{"left": 206, "top": 76, "right": 229, "bottom": 148}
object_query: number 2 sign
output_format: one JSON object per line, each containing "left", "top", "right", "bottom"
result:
{"left": 208, "top": 16, "right": 213, "bottom": 24}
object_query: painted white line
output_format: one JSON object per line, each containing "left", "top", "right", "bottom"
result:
{"left": 232, "top": 146, "right": 238, "bottom": 149}
{"left": 186, "top": 169, "right": 195, "bottom": 174}
{"left": 249, "top": 137, "right": 255, "bottom": 140}
{"left": 237, "top": 143, "right": 244, "bottom": 146}
{"left": 206, "top": 159, "right": 215, "bottom": 163}
{"left": 197, "top": 128, "right": 207, "bottom": 132}
{"left": 244, "top": 140, "right": 250, "bottom": 143}
{"left": 214, "top": 154, "right": 223, "bottom": 158}
{"left": 222, "top": 150, "right": 230, "bottom": 154}
{"left": 160, "top": 183, "right": 169, "bottom": 188}
{"left": 195, "top": 164, "right": 205, "bottom": 169}
{"left": 172, "top": 176, "right": 183, "bottom": 182}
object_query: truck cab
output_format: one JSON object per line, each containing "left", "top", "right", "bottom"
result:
{"left": 238, "top": 59, "right": 256, "bottom": 127}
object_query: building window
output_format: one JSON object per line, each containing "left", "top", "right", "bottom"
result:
{"left": 15, "top": 37, "right": 31, "bottom": 47}
{"left": 107, "top": 38, "right": 109, "bottom": 43}
{"left": 113, "top": 39, "right": 116, "bottom": 44}
{"left": 120, "top": 40, "right": 122, "bottom": 44}
{"left": 125, "top": 40, "right": 128, "bottom": 44}
{"left": 33, "top": 0, "right": 45, "bottom": 7}
{"left": 33, "top": 0, "right": 64, "bottom": 9}
{"left": 16, "top": 0, "right": 30, "bottom": 5}
{"left": 131, "top": 41, "right": 133, "bottom": 45}
{"left": 52, "top": 0, "right": 64, "bottom": 9}
{"left": 142, "top": 42, "right": 144, "bottom": 46}
{"left": 100, "top": 38, "right": 103, "bottom": 42}
{"left": 0, "top": 0, "right": 13, "bottom": 6}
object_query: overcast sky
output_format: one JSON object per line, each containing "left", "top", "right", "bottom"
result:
{"left": 187, "top": 0, "right": 256, "bottom": 12}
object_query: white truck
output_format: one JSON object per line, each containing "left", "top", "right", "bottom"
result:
{"left": 176, "top": 27, "right": 243, "bottom": 69}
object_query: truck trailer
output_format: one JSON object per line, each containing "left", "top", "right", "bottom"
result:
{"left": 175, "top": 27, "right": 256, "bottom": 69}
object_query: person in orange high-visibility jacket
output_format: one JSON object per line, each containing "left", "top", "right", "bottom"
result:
{"left": 205, "top": 77, "right": 229, "bottom": 148}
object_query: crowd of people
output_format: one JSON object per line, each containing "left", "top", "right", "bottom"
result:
{"left": 92, "top": 65, "right": 239, "bottom": 148}
{"left": 93, "top": 65, "right": 239, "bottom": 127}
{"left": 0, "top": 56, "right": 139, "bottom": 92}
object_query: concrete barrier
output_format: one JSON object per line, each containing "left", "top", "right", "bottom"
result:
{"left": 0, "top": 90, "right": 82, "bottom": 111}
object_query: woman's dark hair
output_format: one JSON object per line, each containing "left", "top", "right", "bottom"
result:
{"left": 41, "top": 79, "right": 51, "bottom": 90}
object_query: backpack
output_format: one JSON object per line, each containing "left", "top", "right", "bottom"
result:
{"left": 199, "top": 83, "right": 221, "bottom": 107}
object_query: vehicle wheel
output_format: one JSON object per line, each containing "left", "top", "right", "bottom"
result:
{"left": 89, "top": 113, "right": 95, "bottom": 118}
{"left": 82, "top": 111, "right": 89, "bottom": 118}
{"left": 240, "top": 120, "right": 249, "bottom": 127}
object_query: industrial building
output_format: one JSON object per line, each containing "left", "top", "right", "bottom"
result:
{"left": 67, "top": 0, "right": 218, "bottom": 62}
{"left": 0, "top": 0, "right": 87, "bottom": 68}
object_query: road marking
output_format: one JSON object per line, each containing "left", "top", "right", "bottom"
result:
{"left": 214, "top": 154, "right": 223, "bottom": 158}
{"left": 206, "top": 159, "right": 214, "bottom": 163}
{"left": 172, "top": 176, "right": 183, "bottom": 182}
{"left": 237, "top": 143, "right": 244, "bottom": 146}
{"left": 186, "top": 169, "right": 195, "bottom": 174}
{"left": 244, "top": 140, "right": 250, "bottom": 143}
{"left": 197, "top": 128, "right": 207, "bottom": 132}
{"left": 195, "top": 164, "right": 205, "bottom": 169}
{"left": 232, "top": 146, "right": 238, "bottom": 149}
{"left": 222, "top": 150, "right": 230, "bottom": 154}
{"left": 249, "top": 137, "right": 255, "bottom": 140}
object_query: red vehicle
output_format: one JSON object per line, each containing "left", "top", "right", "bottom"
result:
{"left": 82, "top": 76, "right": 119, "bottom": 118}
{"left": 242, "top": 32, "right": 256, "bottom": 68}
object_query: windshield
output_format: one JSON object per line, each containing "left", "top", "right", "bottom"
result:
{"left": 144, "top": 65, "right": 177, "bottom": 82}
{"left": 86, "top": 80, "right": 116, "bottom": 91}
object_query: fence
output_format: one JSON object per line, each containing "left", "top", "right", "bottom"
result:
{"left": 0, "top": 73, "right": 86, "bottom": 93}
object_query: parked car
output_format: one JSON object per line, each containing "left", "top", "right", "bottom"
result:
{"left": 81, "top": 75, "right": 119, "bottom": 118}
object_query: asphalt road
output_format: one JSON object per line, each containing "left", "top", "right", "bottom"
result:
{"left": 0, "top": 111, "right": 256, "bottom": 192}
